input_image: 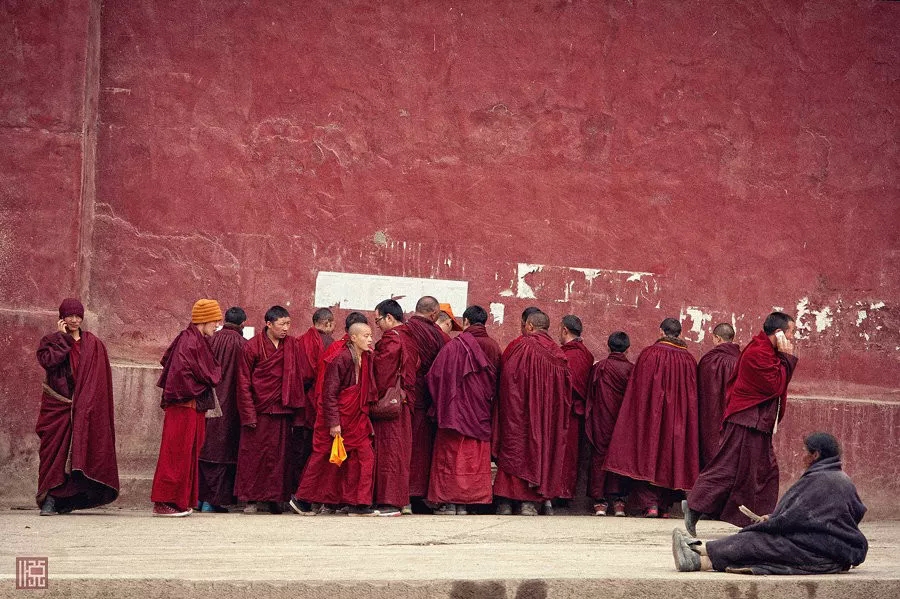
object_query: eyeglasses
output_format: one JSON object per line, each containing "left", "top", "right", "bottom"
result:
{"left": 374, "top": 316, "right": 385, "bottom": 323}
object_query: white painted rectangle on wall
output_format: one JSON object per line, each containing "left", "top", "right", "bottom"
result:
{"left": 314, "top": 272, "right": 469, "bottom": 315}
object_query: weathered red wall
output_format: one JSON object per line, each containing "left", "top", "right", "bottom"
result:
{"left": 2, "top": 1, "right": 898, "bottom": 513}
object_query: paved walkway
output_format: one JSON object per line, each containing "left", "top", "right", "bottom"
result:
{"left": 1, "top": 509, "right": 898, "bottom": 598}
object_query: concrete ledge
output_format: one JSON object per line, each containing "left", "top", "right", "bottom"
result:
{"left": 1, "top": 513, "right": 897, "bottom": 599}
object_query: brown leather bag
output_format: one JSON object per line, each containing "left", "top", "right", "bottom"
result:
{"left": 369, "top": 377, "right": 404, "bottom": 421}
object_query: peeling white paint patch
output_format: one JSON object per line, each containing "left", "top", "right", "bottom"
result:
{"left": 856, "top": 310, "right": 867, "bottom": 326}
{"left": 795, "top": 298, "right": 811, "bottom": 338}
{"left": 516, "top": 263, "right": 544, "bottom": 299}
{"left": 314, "top": 271, "right": 468, "bottom": 314}
{"left": 870, "top": 301, "right": 885, "bottom": 310}
{"left": 499, "top": 289, "right": 514, "bottom": 297}
{"left": 813, "top": 306, "right": 833, "bottom": 333}
{"left": 489, "top": 302, "right": 505, "bottom": 325}
{"left": 680, "top": 306, "right": 713, "bottom": 343}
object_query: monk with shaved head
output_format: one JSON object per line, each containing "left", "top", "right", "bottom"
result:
{"left": 493, "top": 310, "right": 572, "bottom": 516}
{"left": 696, "top": 323, "right": 740, "bottom": 469}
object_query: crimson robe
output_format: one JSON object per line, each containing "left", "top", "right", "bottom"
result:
{"left": 35, "top": 331, "right": 119, "bottom": 510}
{"left": 397, "top": 315, "right": 449, "bottom": 497}
{"left": 371, "top": 326, "right": 417, "bottom": 508}
{"left": 234, "top": 333, "right": 304, "bottom": 503}
{"left": 492, "top": 330, "right": 571, "bottom": 501}
{"left": 696, "top": 342, "right": 740, "bottom": 469}
{"left": 559, "top": 338, "right": 594, "bottom": 499}
{"left": 295, "top": 342, "right": 376, "bottom": 506}
{"left": 584, "top": 352, "right": 633, "bottom": 499}
{"left": 603, "top": 338, "right": 699, "bottom": 509}
{"left": 152, "top": 324, "right": 222, "bottom": 510}
{"left": 426, "top": 331, "right": 498, "bottom": 505}
{"left": 198, "top": 323, "right": 246, "bottom": 506}
{"left": 689, "top": 331, "right": 798, "bottom": 527}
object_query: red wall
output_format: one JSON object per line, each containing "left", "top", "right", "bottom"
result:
{"left": 2, "top": 1, "right": 898, "bottom": 512}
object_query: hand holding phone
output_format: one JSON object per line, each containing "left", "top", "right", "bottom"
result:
{"left": 774, "top": 330, "right": 794, "bottom": 354}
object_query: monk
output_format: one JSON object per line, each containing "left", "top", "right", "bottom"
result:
{"left": 198, "top": 306, "right": 247, "bottom": 512}
{"left": 235, "top": 306, "right": 306, "bottom": 514}
{"left": 151, "top": 299, "right": 223, "bottom": 517}
{"left": 289, "top": 308, "right": 336, "bottom": 509}
{"left": 604, "top": 318, "right": 699, "bottom": 517}
{"left": 684, "top": 312, "right": 798, "bottom": 534}
{"left": 493, "top": 311, "right": 572, "bottom": 516}
{"left": 436, "top": 303, "right": 464, "bottom": 336}
{"left": 673, "top": 432, "right": 867, "bottom": 575}
{"left": 558, "top": 314, "right": 594, "bottom": 505}
{"left": 696, "top": 323, "right": 740, "bottom": 469}
{"left": 427, "top": 305, "right": 501, "bottom": 515}
{"left": 36, "top": 298, "right": 119, "bottom": 515}
{"left": 292, "top": 323, "right": 378, "bottom": 515}
{"left": 402, "top": 296, "right": 450, "bottom": 503}
{"left": 370, "top": 299, "right": 417, "bottom": 516}
{"left": 500, "top": 306, "right": 541, "bottom": 361}
{"left": 585, "top": 331, "right": 633, "bottom": 517}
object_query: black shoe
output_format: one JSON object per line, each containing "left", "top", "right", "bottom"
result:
{"left": 268, "top": 501, "right": 284, "bottom": 514}
{"left": 682, "top": 499, "right": 701, "bottom": 537}
{"left": 39, "top": 496, "right": 57, "bottom": 516}
{"left": 347, "top": 505, "right": 378, "bottom": 517}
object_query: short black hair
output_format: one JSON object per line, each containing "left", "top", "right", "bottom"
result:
{"left": 312, "top": 307, "right": 334, "bottom": 325}
{"left": 521, "top": 306, "right": 541, "bottom": 324}
{"left": 265, "top": 305, "right": 290, "bottom": 323}
{"left": 561, "top": 314, "right": 583, "bottom": 337}
{"left": 660, "top": 317, "right": 681, "bottom": 337}
{"left": 415, "top": 296, "right": 439, "bottom": 314}
{"left": 763, "top": 311, "right": 795, "bottom": 335}
{"left": 608, "top": 331, "right": 630, "bottom": 353}
{"left": 713, "top": 322, "right": 735, "bottom": 341}
{"left": 526, "top": 311, "right": 550, "bottom": 330}
{"left": 462, "top": 305, "right": 488, "bottom": 326}
{"left": 375, "top": 299, "right": 404, "bottom": 323}
{"left": 224, "top": 307, "right": 246, "bottom": 326}
{"left": 804, "top": 432, "right": 841, "bottom": 461}
{"left": 344, "top": 311, "right": 368, "bottom": 330}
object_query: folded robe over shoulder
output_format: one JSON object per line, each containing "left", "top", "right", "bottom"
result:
{"left": 603, "top": 339, "right": 699, "bottom": 491}
{"left": 696, "top": 342, "right": 740, "bottom": 469}
{"left": 707, "top": 456, "right": 868, "bottom": 575}
{"left": 492, "top": 330, "right": 571, "bottom": 498}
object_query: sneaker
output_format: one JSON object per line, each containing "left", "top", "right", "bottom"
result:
{"left": 243, "top": 502, "right": 258, "bottom": 514}
{"left": 433, "top": 504, "right": 457, "bottom": 515}
{"left": 496, "top": 500, "right": 513, "bottom": 516}
{"left": 593, "top": 502, "right": 608, "bottom": 516}
{"left": 542, "top": 500, "right": 555, "bottom": 516}
{"left": 376, "top": 507, "right": 402, "bottom": 517}
{"left": 199, "top": 502, "right": 214, "bottom": 513}
{"left": 152, "top": 502, "right": 192, "bottom": 518}
{"left": 337, "top": 505, "right": 351, "bottom": 515}
{"left": 347, "top": 506, "right": 378, "bottom": 517}
{"left": 268, "top": 501, "right": 284, "bottom": 515}
{"left": 645, "top": 505, "right": 659, "bottom": 518}
{"left": 456, "top": 505, "right": 468, "bottom": 516}
{"left": 39, "top": 496, "right": 57, "bottom": 516}
{"left": 289, "top": 498, "right": 317, "bottom": 516}
{"left": 613, "top": 499, "right": 626, "bottom": 517}
{"left": 401, "top": 504, "right": 413, "bottom": 516}
{"left": 318, "top": 505, "right": 336, "bottom": 515}
{"left": 672, "top": 529, "right": 701, "bottom": 572}
{"left": 682, "top": 499, "right": 700, "bottom": 537}
{"left": 520, "top": 502, "right": 539, "bottom": 516}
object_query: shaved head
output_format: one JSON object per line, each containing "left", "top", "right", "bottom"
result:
{"left": 313, "top": 307, "right": 334, "bottom": 325}
{"left": 348, "top": 322, "right": 369, "bottom": 336}
{"left": 521, "top": 306, "right": 541, "bottom": 324}
{"left": 345, "top": 311, "right": 368, "bottom": 331}
{"left": 713, "top": 322, "right": 735, "bottom": 342}
{"left": 526, "top": 311, "right": 550, "bottom": 330}
{"left": 348, "top": 323, "right": 373, "bottom": 352}
{"left": 415, "top": 296, "right": 440, "bottom": 315}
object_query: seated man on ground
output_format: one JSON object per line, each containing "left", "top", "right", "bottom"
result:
{"left": 672, "top": 432, "right": 868, "bottom": 575}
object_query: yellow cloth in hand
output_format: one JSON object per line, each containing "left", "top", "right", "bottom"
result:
{"left": 330, "top": 434, "right": 347, "bottom": 467}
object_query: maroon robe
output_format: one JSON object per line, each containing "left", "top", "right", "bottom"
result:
{"left": 296, "top": 343, "right": 376, "bottom": 506}
{"left": 35, "top": 331, "right": 119, "bottom": 510}
{"left": 560, "top": 338, "right": 594, "bottom": 499}
{"left": 584, "top": 352, "right": 633, "bottom": 500}
{"left": 151, "top": 324, "right": 222, "bottom": 510}
{"left": 198, "top": 324, "right": 246, "bottom": 506}
{"left": 603, "top": 338, "right": 699, "bottom": 511}
{"left": 397, "top": 315, "right": 450, "bottom": 497}
{"left": 371, "top": 326, "right": 417, "bottom": 508}
{"left": 426, "top": 330, "right": 498, "bottom": 505}
{"left": 688, "top": 331, "right": 798, "bottom": 527}
{"left": 492, "top": 330, "right": 572, "bottom": 501}
{"left": 233, "top": 333, "right": 305, "bottom": 503}
{"left": 696, "top": 342, "right": 740, "bottom": 469}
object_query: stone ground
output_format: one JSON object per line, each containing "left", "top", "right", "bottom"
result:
{"left": 1, "top": 508, "right": 898, "bottom": 599}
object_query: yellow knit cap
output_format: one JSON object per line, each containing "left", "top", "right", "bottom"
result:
{"left": 191, "top": 299, "right": 223, "bottom": 324}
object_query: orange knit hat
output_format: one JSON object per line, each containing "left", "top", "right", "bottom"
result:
{"left": 191, "top": 299, "right": 223, "bottom": 324}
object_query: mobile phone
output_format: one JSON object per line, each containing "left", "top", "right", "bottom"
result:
{"left": 774, "top": 330, "right": 786, "bottom": 344}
